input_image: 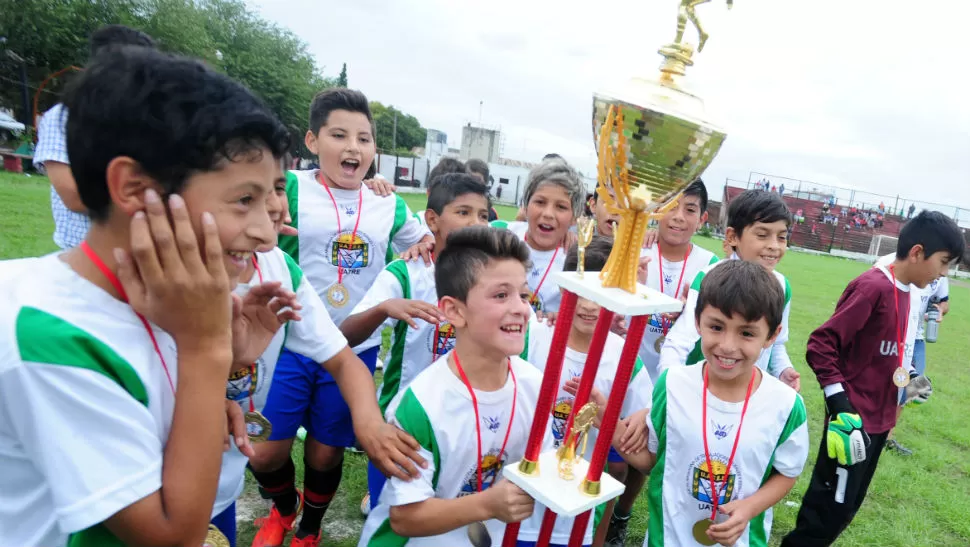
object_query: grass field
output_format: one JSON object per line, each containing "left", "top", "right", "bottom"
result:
{"left": 3, "top": 171, "right": 969, "bottom": 546}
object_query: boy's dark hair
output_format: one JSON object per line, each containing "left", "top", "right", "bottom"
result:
{"left": 89, "top": 25, "right": 155, "bottom": 58}
{"left": 727, "top": 189, "right": 792, "bottom": 237}
{"left": 309, "top": 88, "right": 372, "bottom": 135}
{"left": 466, "top": 158, "right": 490, "bottom": 184}
{"left": 897, "top": 210, "right": 965, "bottom": 264}
{"left": 682, "top": 178, "right": 709, "bottom": 214}
{"left": 542, "top": 153, "right": 563, "bottom": 161}
{"left": 564, "top": 235, "right": 613, "bottom": 272}
{"left": 64, "top": 47, "right": 290, "bottom": 222}
{"left": 436, "top": 226, "right": 531, "bottom": 303}
{"left": 427, "top": 173, "right": 490, "bottom": 215}
{"left": 364, "top": 162, "right": 377, "bottom": 180}
{"left": 695, "top": 260, "right": 785, "bottom": 333}
{"left": 427, "top": 158, "right": 466, "bottom": 190}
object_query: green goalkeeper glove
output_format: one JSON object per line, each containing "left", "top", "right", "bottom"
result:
{"left": 825, "top": 392, "right": 870, "bottom": 466}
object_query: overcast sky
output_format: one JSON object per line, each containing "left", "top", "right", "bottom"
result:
{"left": 251, "top": 0, "right": 969, "bottom": 211}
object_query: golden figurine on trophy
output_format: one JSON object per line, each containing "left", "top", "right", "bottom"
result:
{"left": 575, "top": 217, "right": 596, "bottom": 278}
{"left": 556, "top": 402, "right": 598, "bottom": 481}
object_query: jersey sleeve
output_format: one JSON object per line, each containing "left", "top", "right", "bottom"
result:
{"left": 389, "top": 195, "right": 432, "bottom": 254}
{"left": 277, "top": 171, "right": 300, "bottom": 262}
{"left": 283, "top": 255, "right": 348, "bottom": 364}
{"left": 3, "top": 317, "right": 163, "bottom": 534}
{"left": 647, "top": 370, "right": 669, "bottom": 454}
{"left": 658, "top": 276, "right": 703, "bottom": 372}
{"left": 935, "top": 277, "right": 950, "bottom": 302}
{"left": 348, "top": 265, "right": 407, "bottom": 351}
{"left": 771, "top": 395, "right": 810, "bottom": 478}
{"left": 767, "top": 298, "right": 794, "bottom": 377}
{"left": 383, "top": 388, "right": 439, "bottom": 506}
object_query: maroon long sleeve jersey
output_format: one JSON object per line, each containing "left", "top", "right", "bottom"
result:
{"left": 806, "top": 267, "right": 911, "bottom": 434}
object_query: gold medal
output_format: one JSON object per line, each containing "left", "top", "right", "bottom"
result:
{"left": 203, "top": 525, "right": 230, "bottom": 547}
{"left": 467, "top": 521, "right": 492, "bottom": 547}
{"left": 892, "top": 366, "right": 910, "bottom": 388}
{"left": 326, "top": 283, "right": 350, "bottom": 308}
{"left": 245, "top": 410, "right": 272, "bottom": 442}
{"left": 654, "top": 335, "right": 666, "bottom": 353}
{"left": 691, "top": 518, "right": 716, "bottom": 546}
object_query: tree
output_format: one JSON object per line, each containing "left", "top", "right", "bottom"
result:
{"left": 337, "top": 63, "right": 347, "bottom": 87}
{"left": 369, "top": 101, "right": 427, "bottom": 154}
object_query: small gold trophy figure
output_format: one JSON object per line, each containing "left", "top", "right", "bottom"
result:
{"left": 575, "top": 217, "right": 595, "bottom": 278}
{"left": 556, "top": 402, "right": 599, "bottom": 481}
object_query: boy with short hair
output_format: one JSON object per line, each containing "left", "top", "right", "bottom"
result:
{"left": 659, "top": 190, "right": 801, "bottom": 390}
{"left": 254, "top": 88, "right": 433, "bottom": 547}
{"left": 620, "top": 260, "right": 810, "bottom": 547}
{"left": 340, "top": 173, "right": 493, "bottom": 512}
{"left": 606, "top": 179, "right": 719, "bottom": 546}
{"left": 517, "top": 236, "right": 651, "bottom": 547}
{"left": 465, "top": 159, "right": 499, "bottom": 221}
{"left": 414, "top": 157, "right": 467, "bottom": 228}
{"left": 0, "top": 47, "right": 293, "bottom": 547}
{"left": 358, "top": 226, "right": 542, "bottom": 546}
{"left": 781, "top": 211, "right": 965, "bottom": 547}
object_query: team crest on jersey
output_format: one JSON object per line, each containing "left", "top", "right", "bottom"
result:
{"left": 711, "top": 421, "right": 734, "bottom": 440}
{"left": 686, "top": 453, "right": 741, "bottom": 507}
{"left": 484, "top": 415, "right": 501, "bottom": 433}
{"left": 225, "top": 359, "right": 264, "bottom": 402}
{"left": 329, "top": 231, "right": 372, "bottom": 271}
{"left": 551, "top": 396, "right": 574, "bottom": 445}
{"left": 427, "top": 322, "right": 456, "bottom": 357}
{"left": 344, "top": 205, "right": 356, "bottom": 216}
{"left": 528, "top": 291, "right": 543, "bottom": 313}
{"left": 647, "top": 313, "right": 664, "bottom": 331}
{"left": 459, "top": 449, "right": 506, "bottom": 496}
{"left": 663, "top": 272, "right": 674, "bottom": 286}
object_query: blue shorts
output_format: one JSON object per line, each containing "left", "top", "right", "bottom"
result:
{"left": 608, "top": 447, "right": 625, "bottom": 463}
{"left": 262, "top": 346, "right": 379, "bottom": 446}
{"left": 210, "top": 502, "right": 236, "bottom": 547}
{"left": 899, "top": 340, "right": 927, "bottom": 405}
{"left": 368, "top": 459, "right": 386, "bottom": 510}
{"left": 517, "top": 542, "right": 588, "bottom": 547}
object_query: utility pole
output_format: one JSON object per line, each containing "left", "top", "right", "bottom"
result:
{"left": 393, "top": 110, "right": 399, "bottom": 184}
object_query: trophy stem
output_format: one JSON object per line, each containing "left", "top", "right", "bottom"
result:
{"left": 535, "top": 510, "right": 558, "bottom": 547}
{"left": 600, "top": 209, "right": 651, "bottom": 293}
{"left": 563, "top": 309, "right": 615, "bottom": 436}
{"left": 567, "top": 510, "right": 594, "bottom": 547}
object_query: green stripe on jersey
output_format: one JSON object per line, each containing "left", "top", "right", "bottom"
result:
{"left": 282, "top": 250, "right": 304, "bottom": 291}
{"left": 519, "top": 321, "right": 531, "bottom": 361}
{"left": 16, "top": 307, "right": 148, "bottom": 406}
{"left": 387, "top": 196, "right": 410, "bottom": 263}
{"left": 748, "top": 394, "right": 807, "bottom": 547}
{"left": 367, "top": 518, "right": 408, "bottom": 547}
{"left": 490, "top": 220, "right": 509, "bottom": 229}
{"left": 646, "top": 370, "right": 669, "bottom": 547}
{"left": 708, "top": 254, "right": 720, "bottom": 266}
{"left": 783, "top": 276, "right": 792, "bottom": 305}
{"left": 279, "top": 171, "right": 300, "bottom": 263}
{"left": 394, "top": 388, "right": 441, "bottom": 487}
{"left": 378, "top": 260, "right": 412, "bottom": 414}
{"left": 68, "top": 524, "right": 124, "bottom": 547}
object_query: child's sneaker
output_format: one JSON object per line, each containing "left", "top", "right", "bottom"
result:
{"left": 886, "top": 439, "right": 914, "bottom": 456}
{"left": 360, "top": 493, "right": 371, "bottom": 517}
{"left": 605, "top": 512, "right": 630, "bottom": 547}
{"left": 290, "top": 532, "right": 322, "bottom": 547}
{"left": 252, "top": 491, "right": 304, "bottom": 547}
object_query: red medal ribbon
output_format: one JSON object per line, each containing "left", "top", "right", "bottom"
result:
{"left": 701, "top": 364, "right": 757, "bottom": 520}
{"left": 889, "top": 265, "right": 909, "bottom": 370}
{"left": 80, "top": 242, "right": 176, "bottom": 395}
{"left": 657, "top": 243, "right": 692, "bottom": 336}
{"left": 452, "top": 352, "right": 517, "bottom": 493}
{"left": 524, "top": 233, "right": 559, "bottom": 309}
{"left": 317, "top": 172, "right": 363, "bottom": 285}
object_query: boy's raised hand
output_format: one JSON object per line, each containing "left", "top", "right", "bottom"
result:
{"left": 363, "top": 177, "right": 396, "bottom": 197}
{"left": 116, "top": 190, "right": 232, "bottom": 358}
{"left": 707, "top": 499, "right": 753, "bottom": 546}
{"left": 358, "top": 421, "right": 429, "bottom": 481}
{"left": 399, "top": 234, "right": 436, "bottom": 265}
{"left": 485, "top": 479, "right": 535, "bottom": 523}
{"left": 380, "top": 298, "right": 444, "bottom": 329}
{"left": 779, "top": 367, "right": 801, "bottom": 392}
{"left": 615, "top": 408, "right": 650, "bottom": 454}
{"left": 563, "top": 378, "right": 607, "bottom": 428}
{"left": 231, "top": 282, "right": 303, "bottom": 366}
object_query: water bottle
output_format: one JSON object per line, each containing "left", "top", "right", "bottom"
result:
{"left": 925, "top": 305, "right": 940, "bottom": 343}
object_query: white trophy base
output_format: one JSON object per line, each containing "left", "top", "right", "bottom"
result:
{"left": 502, "top": 450, "right": 625, "bottom": 518}
{"left": 554, "top": 271, "right": 683, "bottom": 317}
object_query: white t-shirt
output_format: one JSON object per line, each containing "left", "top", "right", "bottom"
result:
{"left": 279, "top": 170, "right": 431, "bottom": 326}
{"left": 214, "top": 248, "right": 348, "bottom": 515}
{"left": 638, "top": 244, "right": 719, "bottom": 383}
{"left": 518, "top": 318, "right": 653, "bottom": 545}
{"left": 350, "top": 259, "right": 450, "bottom": 415}
{"left": 0, "top": 254, "right": 178, "bottom": 547}
{"left": 490, "top": 220, "right": 566, "bottom": 313}
{"left": 645, "top": 365, "right": 809, "bottom": 547}
{"left": 659, "top": 257, "right": 794, "bottom": 378}
{"left": 917, "top": 277, "right": 949, "bottom": 339}
{"left": 358, "top": 355, "right": 545, "bottom": 547}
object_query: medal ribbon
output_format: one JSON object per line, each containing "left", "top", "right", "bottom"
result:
{"left": 701, "top": 364, "right": 757, "bottom": 520}
{"left": 317, "top": 172, "right": 363, "bottom": 285}
{"left": 657, "top": 243, "right": 692, "bottom": 336}
{"left": 524, "top": 233, "right": 559, "bottom": 308}
{"left": 80, "top": 242, "right": 176, "bottom": 395}
{"left": 452, "top": 352, "right": 517, "bottom": 493}
{"left": 889, "top": 265, "right": 909, "bottom": 371}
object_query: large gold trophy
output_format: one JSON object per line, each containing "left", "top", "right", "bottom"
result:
{"left": 498, "top": 3, "right": 730, "bottom": 547}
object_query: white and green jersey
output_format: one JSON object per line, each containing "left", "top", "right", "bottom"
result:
{"left": 280, "top": 170, "right": 431, "bottom": 326}
{"left": 638, "top": 244, "right": 719, "bottom": 383}
{"left": 215, "top": 248, "right": 348, "bottom": 515}
{"left": 350, "top": 259, "right": 450, "bottom": 415}
{"left": 518, "top": 318, "right": 653, "bottom": 545}
{"left": 359, "top": 355, "right": 545, "bottom": 547}
{"left": 0, "top": 254, "right": 179, "bottom": 547}
{"left": 490, "top": 220, "right": 566, "bottom": 313}
{"left": 645, "top": 365, "right": 809, "bottom": 547}
{"left": 658, "top": 256, "right": 794, "bottom": 377}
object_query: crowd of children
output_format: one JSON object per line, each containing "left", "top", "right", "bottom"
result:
{"left": 0, "top": 25, "right": 965, "bottom": 547}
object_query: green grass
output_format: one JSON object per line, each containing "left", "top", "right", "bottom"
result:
{"left": 3, "top": 173, "right": 968, "bottom": 546}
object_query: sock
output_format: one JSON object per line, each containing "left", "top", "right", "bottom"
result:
{"left": 248, "top": 459, "right": 299, "bottom": 517}
{"left": 296, "top": 457, "right": 343, "bottom": 538}
{"left": 612, "top": 508, "right": 631, "bottom": 522}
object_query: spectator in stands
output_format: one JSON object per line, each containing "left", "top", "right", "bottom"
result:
{"left": 33, "top": 25, "right": 156, "bottom": 250}
{"left": 779, "top": 183, "right": 785, "bottom": 196}
{"left": 771, "top": 185, "right": 777, "bottom": 193}
{"left": 908, "top": 203, "right": 916, "bottom": 218}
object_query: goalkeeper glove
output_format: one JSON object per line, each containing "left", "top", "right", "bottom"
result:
{"left": 825, "top": 391, "right": 870, "bottom": 466}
